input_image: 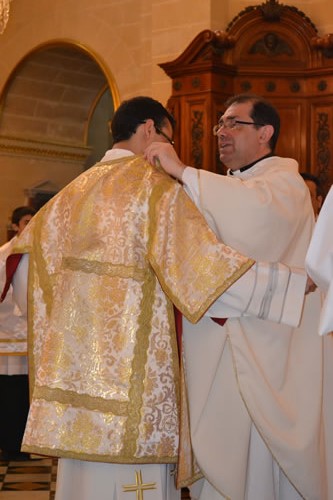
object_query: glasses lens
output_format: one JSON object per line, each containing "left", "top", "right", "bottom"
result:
{"left": 213, "top": 118, "right": 233, "bottom": 135}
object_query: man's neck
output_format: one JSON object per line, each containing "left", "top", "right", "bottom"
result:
{"left": 229, "top": 152, "right": 273, "bottom": 175}
{"left": 113, "top": 140, "right": 140, "bottom": 155}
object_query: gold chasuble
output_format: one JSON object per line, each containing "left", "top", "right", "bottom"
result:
{"left": 12, "top": 156, "right": 253, "bottom": 464}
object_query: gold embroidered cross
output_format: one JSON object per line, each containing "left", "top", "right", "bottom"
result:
{"left": 123, "top": 469, "right": 157, "bottom": 500}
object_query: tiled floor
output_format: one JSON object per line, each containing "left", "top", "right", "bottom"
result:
{"left": 0, "top": 456, "right": 57, "bottom": 499}
{"left": 0, "top": 456, "right": 190, "bottom": 499}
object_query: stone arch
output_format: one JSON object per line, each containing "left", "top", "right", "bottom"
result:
{"left": 0, "top": 39, "right": 120, "bottom": 169}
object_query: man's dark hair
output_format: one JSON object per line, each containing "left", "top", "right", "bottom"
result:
{"left": 224, "top": 93, "right": 280, "bottom": 152}
{"left": 300, "top": 172, "right": 323, "bottom": 197}
{"left": 11, "top": 206, "right": 36, "bottom": 225}
{"left": 111, "top": 96, "right": 175, "bottom": 144}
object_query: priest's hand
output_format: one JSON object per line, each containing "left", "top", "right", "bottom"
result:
{"left": 305, "top": 276, "right": 317, "bottom": 294}
{"left": 144, "top": 142, "right": 185, "bottom": 180}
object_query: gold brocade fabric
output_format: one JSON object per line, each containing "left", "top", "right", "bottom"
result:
{"left": 12, "top": 155, "right": 253, "bottom": 463}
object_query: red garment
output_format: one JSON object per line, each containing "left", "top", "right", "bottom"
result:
{"left": 0, "top": 253, "right": 23, "bottom": 302}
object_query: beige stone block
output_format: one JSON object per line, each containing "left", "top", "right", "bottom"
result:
{"left": 47, "top": 122, "right": 84, "bottom": 143}
{"left": 2, "top": 94, "right": 39, "bottom": 116}
{"left": 9, "top": 78, "right": 65, "bottom": 101}
{"left": 17, "top": 62, "right": 60, "bottom": 83}
{"left": 35, "top": 102, "right": 87, "bottom": 123}
{"left": 62, "top": 88, "right": 98, "bottom": 105}
{"left": 0, "top": 115, "right": 48, "bottom": 137}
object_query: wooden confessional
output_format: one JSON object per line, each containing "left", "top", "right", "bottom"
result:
{"left": 159, "top": 0, "right": 333, "bottom": 195}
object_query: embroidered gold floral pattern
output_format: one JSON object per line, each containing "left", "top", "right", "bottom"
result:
{"left": 17, "top": 155, "right": 253, "bottom": 463}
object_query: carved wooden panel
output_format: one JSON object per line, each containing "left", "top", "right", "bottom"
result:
{"left": 274, "top": 101, "right": 306, "bottom": 166}
{"left": 160, "top": 0, "right": 333, "bottom": 194}
{"left": 311, "top": 101, "right": 333, "bottom": 190}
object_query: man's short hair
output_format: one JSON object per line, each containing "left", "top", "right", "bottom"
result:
{"left": 300, "top": 172, "right": 322, "bottom": 197}
{"left": 224, "top": 93, "right": 280, "bottom": 152}
{"left": 111, "top": 96, "right": 175, "bottom": 144}
{"left": 11, "top": 206, "right": 36, "bottom": 226}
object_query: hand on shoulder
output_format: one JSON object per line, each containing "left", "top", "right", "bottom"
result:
{"left": 144, "top": 142, "right": 186, "bottom": 180}
{"left": 305, "top": 276, "right": 317, "bottom": 294}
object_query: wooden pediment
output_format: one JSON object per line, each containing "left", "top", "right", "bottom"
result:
{"left": 159, "top": 30, "right": 236, "bottom": 78}
{"left": 224, "top": 1, "right": 319, "bottom": 69}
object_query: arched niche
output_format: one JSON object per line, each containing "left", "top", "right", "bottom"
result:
{"left": 0, "top": 41, "right": 120, "bottom": 166}
{"left": 160, "top": 0, "right": 333, "bottom": 195}
{"left": 0, "top": 40, "right": 119, "bottom": 205}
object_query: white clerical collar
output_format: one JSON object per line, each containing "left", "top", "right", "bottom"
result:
{"left": 228, "top": 153, "right": 273, "bottom": 176}
{"left": 100, "top": 148, "right": 135, "bottom": 162}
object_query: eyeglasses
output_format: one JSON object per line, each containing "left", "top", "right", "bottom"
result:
{"left": 213, "top": 118, "right": 265, "bottom": 135}
{"left": 154, "top": 125, "right": 175, "bottom": 146}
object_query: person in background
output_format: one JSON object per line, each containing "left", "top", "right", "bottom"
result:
{"left": 145, "top": 93, "right": 333, "bottom": 500}
{"left": 300, "top": 171, "right": 323, "bottom": 218}
{"left": 306, "top": 184, "right": 333, "bottom": 336}
{"left": 0, "top": 206, "right": 35, "bottom": 460}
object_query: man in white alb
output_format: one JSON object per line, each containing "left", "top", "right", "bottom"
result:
{"left": 145, "top": 94, "right": 333, "bottom": 500}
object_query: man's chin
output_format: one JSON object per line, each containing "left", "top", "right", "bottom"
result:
{"left": 219, "top": 153, "right": 230, "bottom": 165}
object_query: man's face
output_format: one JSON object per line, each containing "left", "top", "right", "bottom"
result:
{"left": 14, "top": 214, "right": 33, "bottom": 236}
{"left": 305, "top": 180, "right": 322, "bottom": 216}
{"left": 215, "top": 101, "right": 266, "bottom": 171}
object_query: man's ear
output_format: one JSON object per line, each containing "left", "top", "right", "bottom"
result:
{"left": 259, "top": 124, "right": 274, "bottom": 145}
{"left": 143, "top": 119, "right": 155, "bottom": 140}
{"left": 12, "top": 223, "right": 19, "bottom": 233}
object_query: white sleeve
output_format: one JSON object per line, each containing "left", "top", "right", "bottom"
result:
{"left": 306, "top": 185, "right": 333, "bottom": 335}
{"left": 208, "top": 262, "right": 306, "bottom": 327}
{"left": 306, "top": 185, "right": 333, "bottom": 291}
{"left": 182, "top": 167, "right": 200, "bottom": 203}
{"left": 183, "top": 167, "right": 307, "bottom": 327}
{"left": 12, "top": 254, "right": 29, "bottom": 316}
